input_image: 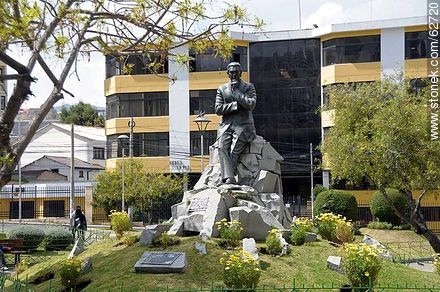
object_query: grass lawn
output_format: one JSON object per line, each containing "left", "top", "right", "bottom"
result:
{"left": 12, "top": 234, "right": 440, "bottom": 291}
{"left": 361, "top": 228, "right": 435, "bottom": 261}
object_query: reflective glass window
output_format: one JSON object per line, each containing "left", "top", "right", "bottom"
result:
{"left": 106, "top": 92, "right": 169, "bottom": 119}
{"left": 190, "top": 131, "right": 217, "bottom": 156}
{"left": 107, "top": 132, "right": 169, "bottom": 158}
{"left": 190, "top": 90, "right": 216, "bottom": 115}
{"left": 322, "top": 35, "right": 380, "bottom": 66}
{"left": 405, "top": 31, "right": 428, "bottom": 59}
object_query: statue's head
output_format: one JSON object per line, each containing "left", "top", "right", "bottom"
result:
{"left": 227, "top": 62, "right": 242, "bottom": 84}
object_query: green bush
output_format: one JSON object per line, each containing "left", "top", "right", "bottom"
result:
{"left": 370, "top": 189, "right": 408, "bottom": 226}
{"left": 8, "top": 226, "right": 45, "bottom": 250}
{"left": 121, "top": 233, "right": 140, "bottom": 246}
{"left": 367, "top": 220, "right": 393, "bottom": 230}
{"left": 220, "top": 250, "right": 261, "bottom": 289}
{"left": 392, "top": 224, "right": 412, "bottom": 230}
{"left": 109, "top": 210, "right": 132, "bottom": 239}
{"left": 314, "top": 190, "right": 358, "bottom": 221}
{"left": 266, "top": 229, "right": 283, "bottom": 256}
{"left": 290, "top": 226, "right": 307, "bottom": 246}
{"left": 215, "top": 219, "right": 243, "bottom": 249}
{"left": 44, "top": 228, "right": 73, "bottom": 250}
{"left": 60, "top": 258, "right": 82, "bottom": 289}
{"left": 342, "top": 243, "right": 383, "bottom": 288}
{"left": 153, "top": 233, "right": 180, "bottom": 248}
{"left": 314, "top": 184, "right": 328, "bottom": 197}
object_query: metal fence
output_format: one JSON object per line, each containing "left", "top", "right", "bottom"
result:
{"left": 0, "top": 185, "right": 85, "bottom": 220}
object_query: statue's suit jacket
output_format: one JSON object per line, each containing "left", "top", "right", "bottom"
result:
{"left": 215, "top": 80, "right": 257, "bottom": 142}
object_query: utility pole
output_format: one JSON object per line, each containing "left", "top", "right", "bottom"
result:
{"left": 310, "top": 143, "right": 314, "bottom": 219}
{"left": 128, "top": 118, "right": 135, "bottom": 221}
{"left": 70, "top": 124, "right": 75, "bottom": 228}
{"left": 18, "top": 118, "right": 22, "bottom": 224}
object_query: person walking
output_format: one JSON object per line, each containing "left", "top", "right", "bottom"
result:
{"left": 73, "top": 206, "right": 87, "bottom": 241}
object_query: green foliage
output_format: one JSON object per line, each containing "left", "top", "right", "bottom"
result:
{"left": 15, "top": 258, "right": 31, "bottom": 275}
{"left": 392, "top": 224, "right": 412, "bottom": 230}
{"left": 266, "top": 229, "right": 283, "bottom": 256}
{"left": 367, "top": 220, "right": 393, "bottom": 230}
{"left": 8, "top": 225, "right": 45, "bottom": 250}
{"left": 314, "top": 184, "right": 328, "bottom": 197}
{"left": 60, "top": 258, "right": 82, "bottom": 289}
{"left": 120, "top": 233, "right": 140, "bottom": 246}
{"left": 342, "top": 243, "right": 383, "bottom": 288}
{"left": 314, "top": 190, "right": 358, "bottom": 220}
{"left": 434, "top": 254, "right": 440, "bottom": 275}
{"left": 315, "top": 212, "right": 354, "bottom": 243}
{"left": 220, "top": 250, "right": 261, "bottom": 289}
{"left": 290, "top": 226, "right": 307, "bottom": 246}
{"left": 153, "top": 233, "right": 181, "bottom": 248}
{"left": 370, "top": 189, "right": 408, "bottom": 226}
{"left": 215, "top": 219, "right": 243, "bottom": 249}
{"left": 43, "top": 227, "right": 73, "bottom": 250}
{"left": 93, "top": 159, "right": 184, "bottom": 223}
{"left": 109, "top": 210, "right": 131, "bottom": 239}
{"left": 293, "top": 217, "right": 314, "bottom": 232}
{"left": 60, "top": 102, "right": 104, "bottom": 127}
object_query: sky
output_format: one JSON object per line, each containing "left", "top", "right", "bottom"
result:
{"left": 7, "top": 0, "right": 427, "bottom": 109}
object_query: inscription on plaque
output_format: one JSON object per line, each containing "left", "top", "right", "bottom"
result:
{"left": 141, "top": 252, "right": 181, "bottom": 266}
{"left": 188, "top": 197, "right": 209, "bottom": 212}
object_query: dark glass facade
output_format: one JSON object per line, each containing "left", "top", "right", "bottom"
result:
{"left": 107, "top": 133, "right": 169, "bottom": 158}
{"left": 189, "top": 46, "right": 248, "bottom": 72}
{"left": 190, "top": 130, "right": 217, "bottom": 156}
{"left": 106, "top": 92, "right": 169, "bottom": 119}
{"left": 405, "top": 31, "right": 428, "bottom": 59}
{"left": 323, "top": 35, "right": 380, "bottom": 66}
{"left": 190, "top": 90, "right": 217, "bottom": 115}
{"left": 250, "top": 39, "right": 322, "bottom": 197}
{"left": 105, "top": 54, "right": 168, "bottom": 78}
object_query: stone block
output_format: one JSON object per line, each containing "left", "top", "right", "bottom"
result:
{"left": 243, "top": 238, "right": 259, "bottom": 260}
{"left": 171, "top": 202, "right": 188, "bottom": 220}
{"left": 183, "top": 213, "right": 205, "bottom": 232}
{"left": 305, "top": 232, "right": 317, "bottom": 242}
{"left": 139, "top": 224, "right": 172, "bottom": 246}
{"left": 258, "top": 159, "right": 281, "bottom": 175}
{"left": 249, "top": 136, "right": 265, "bottom": 154}
{"left": 194, "top": 242, "right": 207, "bottom": 255}
{"left": 278, "top": 232, "right": 290, "bottom": 255}
{"left": 134, "top": 252, "right": 186, "bottom": 273}
{"left": 241, "top": 154, "right": 259, "bottom": 173}
{"left": 261, "top": 143, "right": 284, "bottom": 161}
{"left": 252, "top": 170, "right": 279, "bottom": 193}
{"left": 68, "top": 238, "right": 84, "bottom": 259}
{"left": 81, "top": 257, "right": 92, "bottom": 274}
{"left": 363, "top": 235, "right": 393, "bottom": 260}
{"left": 168, "top": 217, "right": 184, "bottom": 236}
{"left": 327, "top": 256, "right": 343, "bottom": 274}
{"left": 229, "top": 206, "right": 284, "bottom": 241}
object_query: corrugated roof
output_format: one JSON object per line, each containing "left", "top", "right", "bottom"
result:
{"left": 52, "top": 123, "right": 106, "bottom": 141}
{"left": 43, "top": 155, "right": 104, "bottom": 169}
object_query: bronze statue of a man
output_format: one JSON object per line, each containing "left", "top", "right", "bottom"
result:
{"left": 215, "top": 62, "right": 257, "bottom": 184}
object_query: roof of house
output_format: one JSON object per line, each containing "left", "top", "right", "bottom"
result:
{"left": 23, "top": 155, "right": 104, "bottom": 170}
{"left": 51, "top": 123, "right": 106, "bottom": 141}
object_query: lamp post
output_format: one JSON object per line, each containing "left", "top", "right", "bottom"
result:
{"left": 193, "top": 113, "right": 211, "bottom": 172}
{"left": 117, "top": 134, "right": 129, "bottom": 211}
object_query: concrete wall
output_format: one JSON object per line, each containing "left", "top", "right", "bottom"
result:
{"left": 381, "top": 27, "right": 405, "bottom": 79}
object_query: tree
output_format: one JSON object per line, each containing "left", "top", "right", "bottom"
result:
{"left": 323, "top": 76, "right": 440, "bottom": 251}
{"left": 60, "top": 102, "right": 104, "bottom": 127}
{"left": 0, "top": 0, "right": 263, "bottom": 188}
{"left": 93, "top": 159, "right": 184, "bottom": 223}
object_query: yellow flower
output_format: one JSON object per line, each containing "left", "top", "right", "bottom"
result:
{"left": 364, "top": 271, "right": 370, "bottom": 277}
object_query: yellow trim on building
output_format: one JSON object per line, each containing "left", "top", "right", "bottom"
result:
{"left": 320, "top": 29, "right": 381, "bottom": 42}
{"left": 234, "top": 40, "right": 250, "bottom": 47}
{"left": 321, "top": 110, "right": 335, "bottom": 128}
{"left": 189, "top": 71, "right": 250, "bottom": 90}
{"left": 321, "top": 62, "right": 381, "bottom": 86}
{"left": 106, "top": 156, "right": 170, "bottom": 172}
{"left": 405, "top": 25, "right": 428, "bottom": 32}
{"left": 104, "top": 74, "right": 168, "bottom": 96}
{"left": 189, "top": 156, "right": 203, "bottom": 173}
{"left": 106, "top": 117, "right": 169, "bottom": 135}
{"left": 405, "top": 58, "right": 429, "bottom": 79}
{"left": 189, "top": 114, "right": 221, "bottom": 132}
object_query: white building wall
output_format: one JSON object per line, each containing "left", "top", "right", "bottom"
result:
{"left": 21, "top": 128, "right": 89, "bottom": 167}
{"left": 381, "top": 27, "right": 405, "bottom": 79}
{"left": 168, "top": 44, "right": 190, "bottom": 173}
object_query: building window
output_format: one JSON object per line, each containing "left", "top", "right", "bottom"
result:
{"left": 190, "top": 90, "right": 216, "bottom": 115}
{"left": 190, "top": 130, "right": 217, "bottom": 156}
{"left": 405, "top": 31, "right": 428, "bottom": 59}
{"left": 93, "top": 147, "right": 105, "bottom": 160}
{"left": 44, "top": 200, "right": 65, "bottom": 217}
{"left": 10, "top": 201, "right": 35, "bottom": 219}
{"left": 322, "top": 86, "right": 330, "bottom": 106}
{"left": 79, "top": 170, "right": 84, "bottom": 178}
{"left": 0, "top": 96, "right": 5, "bottom": 110}
{"left": 323, "top": 35, "right": 380, "bottom": 66}
{"left": 105, "top": 54, "right": 168, "bottom": 78}
{"left": 189, "top": 46, "right": 248, "bottom": 72}
{"left": 106, "top": 92, "right": 169, "bottom": 119}
{"left": 107, "top": 132, "right": 169, "bottom": 158}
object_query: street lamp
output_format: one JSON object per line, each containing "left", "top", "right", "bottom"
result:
{"left": 117, "top": 134, "right": 129, "bottom": 211}
{"left": 193, "top": 113, "right": 211, "bottom": 172}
